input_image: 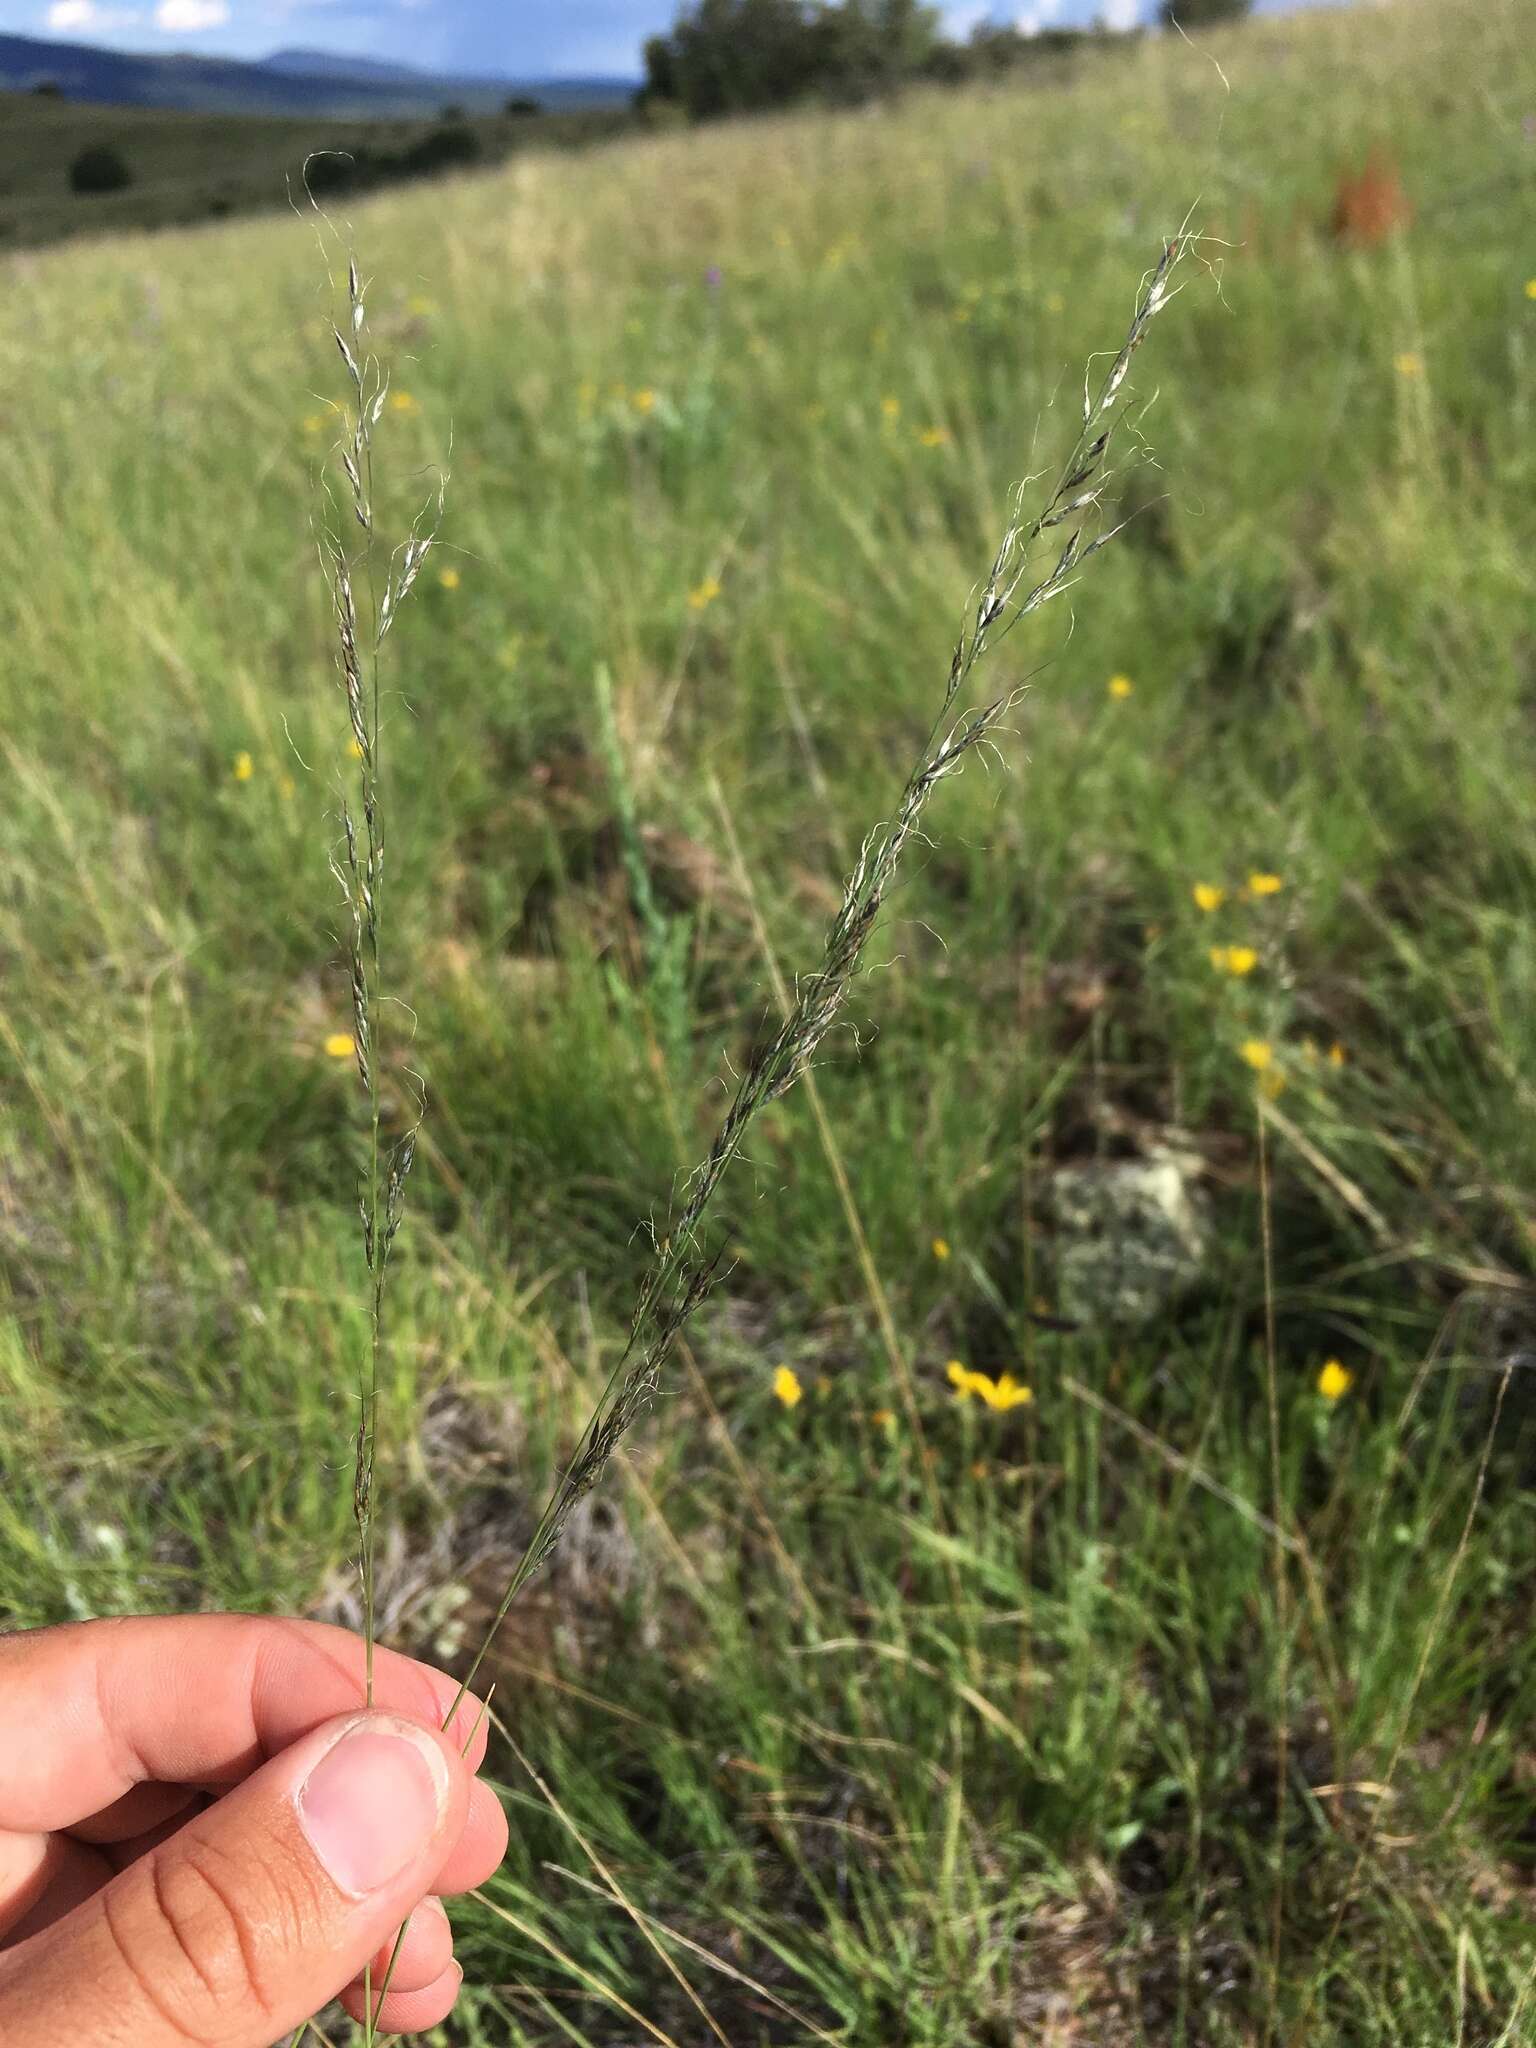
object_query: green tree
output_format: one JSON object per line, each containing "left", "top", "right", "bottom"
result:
{"left": 818, "top": 0, "right": 943, "bottom": 96}
{"left": 1158, "top": 0, "right": 1250, "bottom": 25}
{"left": 642, "top": 0, "right": 943, "bottom": 117}
{"left": 68, "top": 145, "right": 132, "bottom": 196}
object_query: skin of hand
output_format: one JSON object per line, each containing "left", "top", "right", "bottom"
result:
{"left": 0, "top": 1613, "right": 509, "bottom": 2046}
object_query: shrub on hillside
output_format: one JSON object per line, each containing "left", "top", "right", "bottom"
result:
{"left": 303, "top": 151, "right": 364, "bottom": 197}
{"left": 1159, "top": 0, "right": 1250, "bottom": 22}
{"left": 69, "top": 145, "right": 132, "bottom": 196}
{"left": 400, "top": 124, "right": 482, "bottom": 177}
{"left": 299, "top": 127, "right": 482, "bottom": 202}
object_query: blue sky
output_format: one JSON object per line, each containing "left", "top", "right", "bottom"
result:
{"left": 4, "top": 0, "right": 1144, "bottom": 77}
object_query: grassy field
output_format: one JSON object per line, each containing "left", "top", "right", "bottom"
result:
{"left": 0, "top": 91, "right": 624, "bottom": 251}
{"left": 3, "top": 0, "right": 1536, "bottom": 2039}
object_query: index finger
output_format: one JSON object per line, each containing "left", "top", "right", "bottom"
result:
{"left": 0, "top": 1614, "right": 491, "bottom": 1832}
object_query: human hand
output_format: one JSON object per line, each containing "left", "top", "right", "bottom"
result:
{"left": 0, "top": 1613, "right": 508, "bottom": 2045}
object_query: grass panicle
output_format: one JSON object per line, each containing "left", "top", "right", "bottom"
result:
{"left": 314, "top": 233, "right": 441, "bottom": 2044}
{"left": 451, "top": 230, "right": 1193, "bottom": 1711}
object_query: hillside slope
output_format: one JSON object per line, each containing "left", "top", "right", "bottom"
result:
{"left": 0, "top": 89, "right": 625, "bottom": 250}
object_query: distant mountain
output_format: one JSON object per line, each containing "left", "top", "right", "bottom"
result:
{"left": 259, "top": 49, "right": 438, "bottom": 86}
{"left": 0, "top": 31, "right": 636, "bottom": 118}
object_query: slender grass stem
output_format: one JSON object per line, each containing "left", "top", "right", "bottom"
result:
{"left": 1257, "top": 1096, "right": 1288, "bottom": 2046}
{"left": 445, "top": 226, "right": 1195, "bottom": 1724}
{"left": 310, "top": 220, "right": 440, "bottom": 2048}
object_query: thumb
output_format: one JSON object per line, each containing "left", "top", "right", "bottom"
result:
{"left": 0, "top": 1710, "right": 469, "bottom": 2048}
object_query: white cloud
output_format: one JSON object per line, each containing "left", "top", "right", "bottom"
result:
{"left": 1012, "top": 0, "right": 1061, "bottom": 33}
{"left": 1098, "top": 0, "right": 1141, "bottom": 27}
{"left": 154, "top": 0, "right": 230, "bottom": 27}
{"left": 46, "top": 0, "right": 144, "bottom": 29}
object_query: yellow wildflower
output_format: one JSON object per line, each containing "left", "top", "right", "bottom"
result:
{"left": 1394, "top": 351, "right": 1423, "bottom": 380}
{"left": 438, "top": 566, "right": 461, "bottom": 591}
{"left": 1192, "top": 882, "right": 1224, "bottom": 913}
{"left": 1248, "top": 872, "right": 1283, "bottom": 896}
{"left": 869, "top": 1408, "right": 895, "bottom": 1429}
{"left": 1108, "top": 674, "right": 1134, "bottom": 700}
{"left": 947, "top": 1362, "right": 1032, "bottom": 1412}
{"left": 931, "top": 1236, "right": 951, "bottom": 1261}
{"left": 979, "top": 1372, "right": 1033, "bottom": 1413}
{"left": 387, "top": 389, "right": 421, "bottom": 416}
{"left": 1328, "top": 1041, "right": 1347, "bottom": 1067}
{"left": 918, "top": 426, "right": 952, "bottom": 448}
{"left": 632, "top": 387, "right": 657, "bottom": 415}
{"left": 773, "top": 1365, "right": 803, "bottom": 1409}
{"left": 232, "top": 750, "right": 254, "bottom": 783}
{"left": 1526, "top": 279, "right": 1536, "bottom": 301}
{"left": 687, "top": 575, "right": 722, "bottom": 612}
{"left": 1240, "top": 1039, "right": 1273, "bottom": 1071}
{"left": 1317, "top": 1359, "right": 1353, "bottom": 1401}
{"left": 303, "top": 413, "right": 326, "bottom": 436}
{"left": 1210, "top": 945, "right": 1258, "bottom": 976}
{"left": 348, "top": 738, "right": 365, "bottom": 760}
{"left": 324, "top": 1032, "right": 356, "bottom": 1060}
{"left": 407, "top": 294, "right": 437, "bottom": 317}
{"left": 881, "top": 395, "right": 901, "bottom": 421}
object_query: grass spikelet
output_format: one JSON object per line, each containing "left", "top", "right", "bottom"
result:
{"left": 450, "top": 229, "right": 1194, "bottom": 1710}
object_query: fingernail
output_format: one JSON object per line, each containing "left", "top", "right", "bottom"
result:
{"left": 298, "top": 1716, "right": 448, "bottom": 1896}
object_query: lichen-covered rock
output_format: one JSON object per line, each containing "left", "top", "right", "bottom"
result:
{"left": 1048, "top": 1153, "right": 1208, "bottom": 1328}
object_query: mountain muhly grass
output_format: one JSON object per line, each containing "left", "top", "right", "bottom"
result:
{"left": 307, "top": 230, "right": 444, "bottom": 2046}
{"left": 306, "top": 218, "right": 1195, "bottom": 2041}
